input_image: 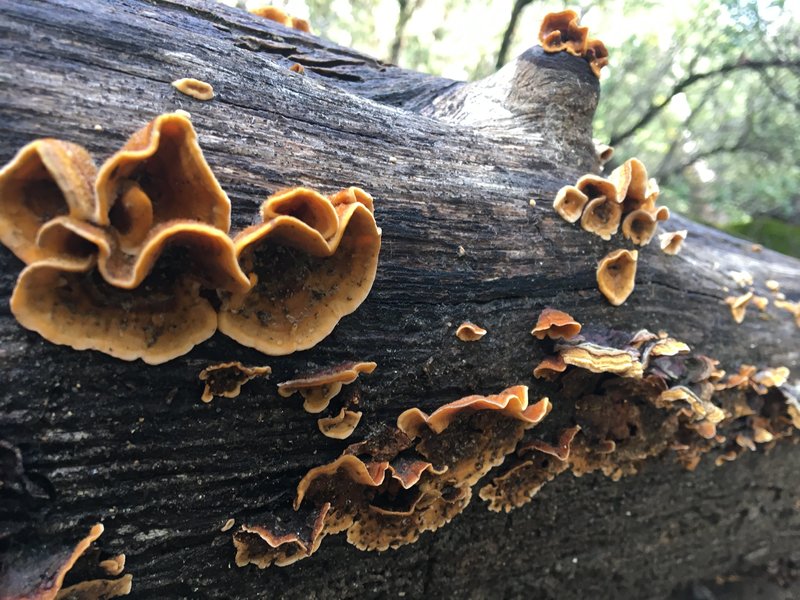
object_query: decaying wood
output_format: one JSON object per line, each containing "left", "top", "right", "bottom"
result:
{"left": 0, "top": 1, "right": 798, "bottom": 598}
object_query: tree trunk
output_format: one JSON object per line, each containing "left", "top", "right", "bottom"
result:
{"left": 1, "top": 1, "right": 798, "bottom": 599}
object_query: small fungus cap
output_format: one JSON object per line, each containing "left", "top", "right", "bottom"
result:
{"left": 585, "top": 38, "right": 609, "bottom": 77}
{"left": 725, "top": 292, "right": 754, "bottom": 324}
{"left": 556, "top": 342, "right": 643, "bottom": 378}
{"left": 0, "top": 139, "right": 98, "bottom": 263}
{"left": 277, "top": 361, "right": 377, "bottom": 413}
{"left": 553, "top": 185, "right": 589, "bottom": 223}
{"left": 318, "top": 408, "right": 363, "bottom": 439}
{"left": 532, "top": 355, "right": 567, "bottom": 379}
{"left": 596, "top": 249, "right": 638, "bottom": 306}
{"left": 530, "top": 308, "right": 581, "bottom": 340}
{"left": 538, "top": 10, "right": 588, "bottom": 56}
{"left": 575, "top": 174, "right": 618, "bottom": 203}
{"left": 659, "top": 230, "right": 687, "bottom": 255}
{"left": 95, "top": 112, "right": 231, "bottom": 232}
{"left": 456, "top": 321, "right": 487, "bottom": 341}
{"left": 581, "top": 196, "right": 622, "bottom": 240}
{"left": 396, "top": 385, "right": 551, "bottom": 438}
{"left": 621, "top": 209, "right": 658, "bottom": 246}
{"left": 171, "top": 78, "right": 215, "bottom": 101}
{"left": 199, "top": 362, "right": 271, "bottom": 403}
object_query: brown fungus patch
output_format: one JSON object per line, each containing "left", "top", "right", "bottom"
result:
{"left": 199, "top": 362, "right": 271, "bottom": 403}
{"left": 0, "top": 139, "right": 98, "bottom": 264}
{"left": 249, "top": 6, "right": 311, "bottom": 32}
{"left": 581, "top": 196, "right": 622, "bottom": 240}
{"left": 318, "top": 408, "right": 363, "bottom": 439}
{"left": 538, "top": 10, "right": 589, "bottom": 56}
{"left": 455, "top": 321, "right": 486, "bottom": 341}
{"left": 552, "top": 185, "right": 589, "bottom": 223}
{"left": 10, "top": 254, "right": 219, "bottom": 365}
{"left": 171, "top": 78, "right": 215, "bottom": 101}
{"left": 278, "top": 361, "right": 376, "bottom": 413}
{"left": 94, "top": 112, "right": 231, "bottom": 232}
{"left": 659, "top": 230, "right": 687, "bottom": 255}
{"left": 0, "top": 524, "right": 132, "bottom": 600}
{"left": 531, "top": 308, "right": 581, "bottom": 340}
{"left": 218, "top": 187, "right": 381, "bottom": 355}
{"left": 596, "top": 249, "right": 638, "bottom": 306}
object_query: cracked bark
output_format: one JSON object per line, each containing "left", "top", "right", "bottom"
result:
{"left": 0, "top": 1, "right": 798, "bottom": 598}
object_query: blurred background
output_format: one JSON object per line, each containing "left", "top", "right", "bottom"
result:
{"left": 221, "top": 0, "right": 800, "bottom": 256}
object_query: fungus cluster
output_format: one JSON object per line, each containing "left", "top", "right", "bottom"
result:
{"left": 721, "top": 273, "right": 798, "bottom": 326}
{"left": 0, "top": 523, "right": 132, "bottom": 600}
{"left": 233, "top": 385, "right": 551, "bottom": 567}
{"left": 248, "top": 6, "right": 311, "bottom": 32}
{"left": 0, "top": 115, "right": 381, "bottom": 363}
{"left": 198, "top": 362, "right": 271, "bottom": 403}
{"left": 538, "top": 10, "right": 608, "bottom": 77}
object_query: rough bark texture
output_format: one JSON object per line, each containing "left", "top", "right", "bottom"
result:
{"left": 0, "top": 1, "right": 798, "bottom": 598}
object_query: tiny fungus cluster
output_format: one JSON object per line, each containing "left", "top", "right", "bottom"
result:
{"left": 198, "top": 362, "right": 272, "bottom": 403}
{"left": 722, "top": 272, "right": 798, "bottom": 327}
{"left": 0, "top": 523, "right": 132, "bottom": 599}
{"left": 248, "top": 5, "right": 311, "bottom": 32}
{"left": 538, "top": 10, "right": 608, "bottom": 77}
{"left": 0, "top": 113, "right": 381, "bottom": 363}
{"left": 551, "top": 157, "right": 684, "bottom": 306}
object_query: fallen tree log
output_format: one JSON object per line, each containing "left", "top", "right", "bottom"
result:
{"left": 0, "top": 1, "right": 798, "bottom": 598}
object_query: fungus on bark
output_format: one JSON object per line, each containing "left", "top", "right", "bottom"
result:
{"left": 218, "top": 187, "right": 381, "bottom": 355}
{"left": 575, "top": 174, "right": 618, "bottom": 203}
{"left": 552, "top": 185, "right": 589, "bottom": 223}
{"left": 289, "top": 63, "right": 305, "bottom": 74}
{"left": 530, "top": 308, "right": 581, "bottom": 340}
{"left": 581, "top": 196, "right": 622, "bottom": 240}
{"left": 455, "top": 321, "right": 487, "bottom": 341}
{"left": 0, "top": 139, "right": 97, "bottom": 263}
{"left": 555, "top": 341, "right": 644, "bottom": 378}
{"left": 596, "top": 249, "right": 638, "bottom": 306}
{"left": 171, "top": 78, "right": 215, "bottom": 101}
{"left": 621, "top": 209, "right": 658, "bottom": 246}
{"left": 277, "top": 361, "right": 377, "bottom": 413}
{"left": 538, "top": 10, "right": 589, "bottom": 57}
{"left": 585, "top": 38, "right": 609, "bottom": 77}
{"left": 198, "top": 362, "right": 272, "bottom": 403}
{"left": 532, "top": 355, "right": 568, "bottom": 380}
{"left": 725, "top": 291, "right": 754, "bottom": 324}
{"left": 94, "top": 112, "right": 231, "bottom": 232}
{"left": 659, "top": 230, "right": 687, "bottom": 255}
{"left": 248, "top": 6, "right": 311, "bottom": 32}
{"left": 318, "top": 408, "right": 363, "bottom": 439}
{"left": 0, "top": 523, "right": 132, "bottom": 600}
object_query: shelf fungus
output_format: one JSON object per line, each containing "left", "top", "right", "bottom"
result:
{"left": 10, "top": 255, "right": 220, "bottom": 364}
{"left": 597, "top": 249, "right": 638, "bottom": 306}
{"left": 555, "top": 340, "right": 644, "bottom": 378}
{"left": 277, "top": 361, "right": 377, "bottom": 413}
{"left": 318, "top": 408, "right": 363, "bottom": 439}
{"left": 95, "top": 111, "right": 231, "bottom": 233}
{"left": 248, "top": 6, "right": 311, "bottom": 32}
{"left": 659, "top": 230, "right": 687, "bottom": 255}
{"left": 531, "top": 308, "right": 581, "bottom": 340}
{"left": 455, "top": 321, "right": 487, "bottom": 341}
{"left": 725, "top": 291, "right": 754, "bottom": 324}
{"left": 199, "top": 361, "right": 272, "bottom": 403}
{"left": 552, "top": 185, "right": 589, "bottom": 223}
{"left": 171, "top": 78, "right": 215, "bottom": 101}
{"left": 581, "top": 196, "right": 622, "bottom": 240}
{"left": 532, "top": 354, "right": 568, "bottom": 380}
{"left": 479, "top": 426, "right": 580, "bottom": 512}
{"left": 0, "top": 138, "right": 98, "bottom": 263}
{"left": 0, "top": 523, "right": 132, "bottom": 600}
{"left": 218, "top": 187, "right": 381, "bottom": 355}
{"left": 538, "top": 10, "right": 589, "bottom": 57}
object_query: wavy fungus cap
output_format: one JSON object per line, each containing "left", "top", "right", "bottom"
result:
{"left": 455, "top": 321, "right": 487, "bottom": 341}
{"left": 553, "top": 185, "right": 589, "bottom": 223}
{"left": 538, "top": 10, "right": 589, "bottom": 56}
{"left": 218, "top": 187, "right": 381, "bottom": 355}
{"left": 95, "top": 112, "right": 231, "bottom": 233}
{"left": 318, "top": 408, "right": 363, "bottom": 439}
{"left": 531, "top": 308, "right": 581, "bottom": 340}
{"left": 581, "top": 196, "right": 622, "bottom": 240}
{"left": 199, "top": 361, "right": 271, "bottom": 403}
{"left": 277, "top": 361, "right": 377, "bottom": 413}
{"left": 659, "top": 230, "right": 687, "bottom": 255}
{"left": 0, "top": 139, "right": 97, "bottom": 263}
{"left": 10, "top": 255, "right": 219, "bottom": 364}
{"left": 596, "top": 249, "right": 638, "bottom": 306}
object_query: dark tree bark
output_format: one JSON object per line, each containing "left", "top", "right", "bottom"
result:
{"left": 0, "top": 1, "right": 799, "bottom": 599}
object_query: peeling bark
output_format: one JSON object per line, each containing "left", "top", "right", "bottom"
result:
{"left": 0, "top": 1, "right": 799, "bottom": 598}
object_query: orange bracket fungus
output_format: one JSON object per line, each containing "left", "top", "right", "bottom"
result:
{"left": 95, "top": 111, "right": 231, "bottom": 233}
{"left": 289, "top": 63, "right": 306, "bottom": 74}
{"left": 0, "top": 523, "right": 133, "bottom": 600}
{"left": 596, "top": 249, "right": 638, "bottom": 306}
{"left": 248, "top": 6, "right": 311, "bottom": 32}
{"left": 277, "top": 361, "right": 377, "bottom": 413}
{"left": 621, "top": 209, "right": 658, "bottom": 246}
{"left": 218, "top": 187, "right": 381, "bottom": 355}
{"left": 455, "top": 321, "right": 487, "bottom": 341}
{"left": 725, "top": 291, "right": 754, "bottom": 324}
{"left": 575, "top": 174, "right": 618, "bottom": 203}
{"left": 581, "top": 196, "right": 622, "bottom": 240}
{"left": 198, "top": 362, "right": 272, "bottom": 403}
{"left": 171, "top": 78, "right": 215, "bottom": 101}
{"left": 584, "top": 38, "right": 609, "bottom": 77}
{"left": 236, "top": 386, "right": 551, "bottom": 567}
{"left": 556, "top": 340, "right": 644, "bottom": 378}
{"left": 659, "top": 230, "right": 687, "bottom": 255}
{"left": 530, "top": 308, "right": 581, "bottom": 340}
{"left": 552, "top": 185, "right": 589, "bottom": 223}
{"left": 0, "top": 139, "right": 98, "bottom": 263}
{"left": 532, "top": 354, "right": 568, "bottom": 380}
{"left": 318, "top": 408, "right": 363, "bottom": 439}
{"left": 538, "top": 10, "right": 589, "bottom": 57}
